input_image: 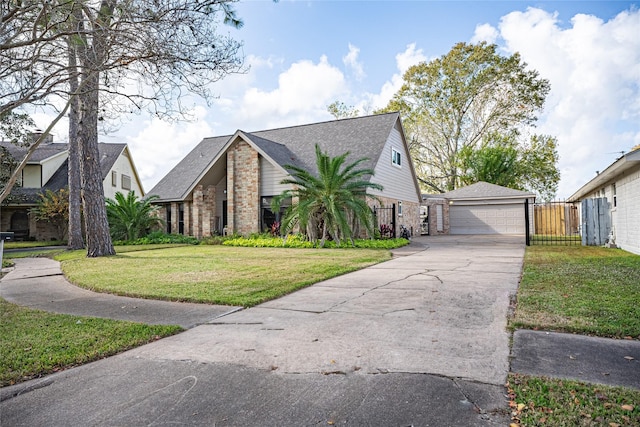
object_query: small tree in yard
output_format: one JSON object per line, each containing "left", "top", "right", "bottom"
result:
{"left": 31, "top": 188, "right": 70, "bottom": 241}
{"left": 106, "top": 191, "right": 163, "bottom": 242}
{"left": 272, "top": 145, "right": 383, "bottom": 248}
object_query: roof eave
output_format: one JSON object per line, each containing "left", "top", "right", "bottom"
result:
{"left": 569, "top": 153, "right": 640, "bottom": 201}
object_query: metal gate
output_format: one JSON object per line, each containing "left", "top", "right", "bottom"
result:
{"left": 527, "top": 200, "right": 580, "bottom": 245}
{"left": 373, "top": 204, "right": 396, "bottom": 239}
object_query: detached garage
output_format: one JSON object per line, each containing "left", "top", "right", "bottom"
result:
{"left": 441, "top": 182, "right": 535, "bottom": 235}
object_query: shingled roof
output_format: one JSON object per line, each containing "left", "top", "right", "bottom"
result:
{"left": 440, "top": 181, "right": 535, "bottom": 200}
{"left": 148, "top": 112, "right": 401, "bottom": 202}
{"left": 1, "top": 141, "right": 128, "bottom": 203}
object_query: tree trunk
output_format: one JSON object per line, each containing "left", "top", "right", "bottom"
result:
{"left": 78, "top": 80, "right": 114, "bottom": 257}
{"left": 67, "top": 29, "right": 84, "bottom": 250}
{"left": 74, "top": 0, "right": 116, "bottom": 257}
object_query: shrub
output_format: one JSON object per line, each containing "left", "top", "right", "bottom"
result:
{"left": 113, "top": 231, "right": 199, "bottom": 246}
{"left": 222, "top": 234, "right": 409, "bottom": 249}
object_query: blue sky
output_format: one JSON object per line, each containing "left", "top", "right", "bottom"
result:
{"left": 38, "top": 1, "right": 640, "bottom": 198}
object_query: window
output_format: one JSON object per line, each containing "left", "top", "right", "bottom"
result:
{"left": 111, "top": 171, "right": 117, "bottom": 187}
{"left": 612, "top": 183, "right": 617, "bottom": 208}
{"left": 121, "top": 174, "right": 131, "bottom": 190}
{"left": 397, "top": 201, "right": 403, "bottom": 216}
{"left": 392, "top": 147, "right": 402, "bottom": 167}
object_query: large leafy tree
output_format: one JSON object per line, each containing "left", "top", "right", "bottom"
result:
{"left": 273, "top": 145, "right": 383, "bottom": 248}
{"left": 1, "top": 0, "right": 245, "bottom": 256}
{"left": 378, "top": 42, "right": 552, "bottom": 194}
{"left": 327, "top": 101, "right": 360, "bottom": 119}
{"left": 459, "top": 132, "right": 560, "bottom": 200}
{"left": 106, "top": 191, "right": 163, "bottom": 241}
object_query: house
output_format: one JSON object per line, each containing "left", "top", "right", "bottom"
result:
{"left": 423, "top": 181, "right": 535, "bottom": 235}
{"left": 0, "top": 138, "right": 144, "bottom": 241}
{"left": 569, "top": 145, "right": 640, "bottom": 255}
{"left": 148, "top": 112, "right": 422, "bottom": 238}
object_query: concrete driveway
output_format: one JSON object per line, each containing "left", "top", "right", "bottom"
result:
{"left": 1, "top": 235, "right": 524, "bottom": 426}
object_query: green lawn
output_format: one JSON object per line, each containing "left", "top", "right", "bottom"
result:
{"left": 0, "top": 299, "right": 182, "bottom": 387}
{"left": 57, "top": 245, "right": 390, "bottom": 307}
{"left": 510, "top": 245, "right": 640, "bottom": 426}
{"left": 3, "top": 240, "right": 65, "bottom": 249}
{"left": 508, "top": 374, "right": 639, "bottom": 426}
{"left": 512, "top": 245, "right": 640, "bottom": 338}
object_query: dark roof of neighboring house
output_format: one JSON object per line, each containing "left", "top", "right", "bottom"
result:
{"left": 1, "top": 142, "right": 68, "bottom": 163}
{"left": 97, "top": 143, "right": 127, "bottom": 179}
{"left": 149, "top": 112, "right": 401, "bottom": 202}
{"left": 1, "top": 141, "right": 127, "bottom": 204}
{"left": 440, "top": 181, "right": 535, "bottom": 200}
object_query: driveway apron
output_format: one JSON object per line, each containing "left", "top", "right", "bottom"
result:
{"left": 128, "top": 235, "right": 523, "bottom": 385}
{"left": 1, "top": 235, "right": 524, "bottom": 426}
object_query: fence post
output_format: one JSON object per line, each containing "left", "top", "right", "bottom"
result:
{"left": 525, "top": 198, "right": 530, "bottom": 246}
{"left": 391, "top": 203, "right": 396, "bottom": 238}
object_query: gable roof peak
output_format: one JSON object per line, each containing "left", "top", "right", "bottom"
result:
{"left": 441, "top": 181, "right": 535, "bottom": 199}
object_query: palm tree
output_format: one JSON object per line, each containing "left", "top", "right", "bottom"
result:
{"left": 105, "top": 191, "right": 164, "bottom": 241}
{"left": 272, "top": 144, "right": 383, "bottom": 247}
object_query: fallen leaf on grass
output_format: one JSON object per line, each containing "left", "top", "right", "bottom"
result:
{"left": 621, "top": 404, "right": 634, "bottom": 411}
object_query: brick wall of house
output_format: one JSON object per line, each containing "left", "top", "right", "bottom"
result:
{"left": 371, "top": 195, "right": 420, "bottom": 238}
{"left": 422, "top": 197, "right": 450, "bottom": 235}
{"left": 227, "top": 140, "right": 259, "bottom": 236}
{"left": 192, "top": 185, "right": 203, "bottom": 238}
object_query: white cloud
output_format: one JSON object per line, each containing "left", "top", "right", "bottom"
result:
{"left": 343, "top": 43, "right": 365, "bottom": 81}
{"left": 471, "top": 23, "right": 499, "bottom": 44}
{"left": 124, "top": 105, "right": 213, "bottom": 192}
{"left": 368, "top": 43, "right": 427, "bottom": 110}
{"left": 236, "top": 55, "right": 347, "bottom": 129}
{"left": 478, "top": 7, "right": 640, "bottom": 197}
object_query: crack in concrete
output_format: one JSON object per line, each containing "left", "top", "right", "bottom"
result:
{"left": 0, "top": 377, "right": 55, "bottom": 402}
{"left": 325, "top": 270, "right": 431, "bottom": 313}
{"left": 2, "top": 272, "right": 64, "bottom": 281}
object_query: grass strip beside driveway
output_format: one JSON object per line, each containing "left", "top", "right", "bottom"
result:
{"left": 57, "top": 245, "right": 391, "bottom": 307}
{"left": 508, "top": 374, "right": 639, "bottom": 426}
{"left": 510, "top": 245, "right": 640, "bottom": 426}
{"left": 0, "top": 299, "right": 182, "bottom": 387}
{"left": 512, "top": 246, "right": 640, "bottom": 339}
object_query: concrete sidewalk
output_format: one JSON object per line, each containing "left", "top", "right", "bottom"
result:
{"left": 0, "top": 257, "right": 239, "bottom": 329}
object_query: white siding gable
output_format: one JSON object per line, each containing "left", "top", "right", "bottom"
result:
{"left": 103, "top": 150, "right": 144, "bottom": 200}
{"left": 369, "top": 124, "right": 419, "bottom": 202}
{"left": 42, "top": 152, "right": 67, "bottom": 186}
{"left": 260, "top": 156, "right": 291, "bottom": 196}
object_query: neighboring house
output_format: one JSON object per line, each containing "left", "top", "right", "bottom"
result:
{"left": 569, "top": 145, "right": 640, "bottom": 255}
{"left": 0, "top": 138, "right": 144, "bottom": 241}
{"left": 423, "top": 181, "right": 535, "bottom": 235}
{"left": 148, "top": 112, "right": 422, "bottom": 238}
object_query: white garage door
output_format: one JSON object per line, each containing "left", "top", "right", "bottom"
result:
{"left": 449, "top": 203, "right": 525, "bottom": 235}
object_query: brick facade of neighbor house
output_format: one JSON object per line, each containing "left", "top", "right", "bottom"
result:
{"left": 227, "top": 140, "right": 259, "bottom": 236}
{"left": 0, "top": 141, "right": 143, "bottom": 241}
